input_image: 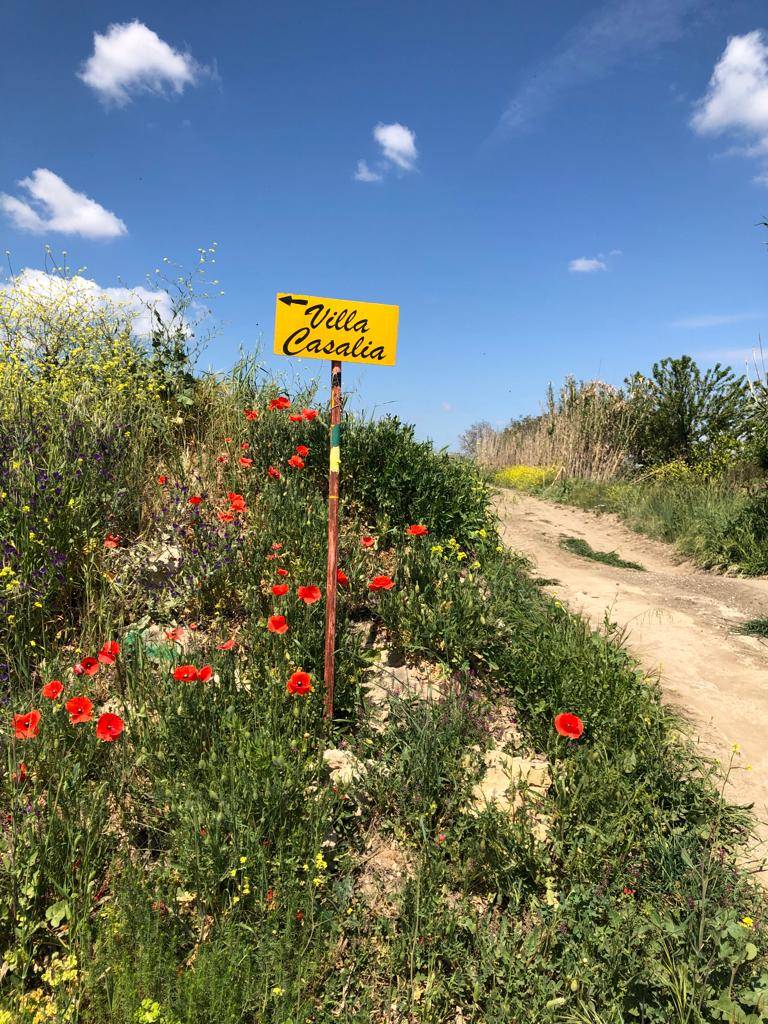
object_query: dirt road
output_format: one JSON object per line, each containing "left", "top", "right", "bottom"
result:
{"left": 494, "top": 489, "right": 768, "bottom": 860}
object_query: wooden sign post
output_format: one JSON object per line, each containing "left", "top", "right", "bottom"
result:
{"left": 273, "top": 293, "right": 399, "bottom": 720}
{"left": 322, "top": 360, "right": 342, "bottom": 720}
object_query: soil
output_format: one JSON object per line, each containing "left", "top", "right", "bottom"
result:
{"left": 494, "top": 489, "right": 768, "bottom": 864}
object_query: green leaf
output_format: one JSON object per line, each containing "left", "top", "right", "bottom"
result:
{"left": 45, "top": 899, "right": 69, "bottom": 928}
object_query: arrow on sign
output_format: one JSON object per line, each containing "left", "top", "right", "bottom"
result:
{"left": 278, "top": 295, "right": 308, "bottom": 306}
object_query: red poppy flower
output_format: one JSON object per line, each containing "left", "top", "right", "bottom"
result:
{"left": 96, "top": 713, "right": 125, "bottom": 742}
{"left": 286, "top": 670, "right": 313, "bottom": 696}
{"left": 157, "top": 475, "right": 168, "bottom": 485}
{"left": 12, "top": 762, "right": 27, "bottom": 782}
{"left": 216, "top": 638, "right": 236, "bottom": 651}
{"left": 238, "top": 456, "right": 253, "bottom": 467}
{"left": 275, "top": 395, "right": 291, "bottom": 410}
{"left": 216, "top": 454, "right": 229, "bottom": 464}
{"left": 73, "top": 656, "right": 99, "bottom": 677}
{"left": 302, "top": 408, "right": 317, "bottom": 421}
{"left": 66, "top": 696, "right": 94, "bottom": 724}
{"left": 287, "top": 455, "right": 305, "bottom": 469}
{"left": 289, "top": 414, "right": 303, "bottom": 422}
{"left": 188, "top": 496, "right": 202, "bottom": 506}
{"left": 218, "top": 511, "right": 235, "bottom": 523}
{"left": 276, "top": 567, "right": 289, "bottom": 577}
{"left": 98, "top": 641, "right": 120, "bottom": 665}
{"left": 241, "top": 441, "right": 250, "bottom": 450}
{"left": 554, "top": 713, "right": 584, "bottom": 740}
{"left": 228, "top": 492, "right": 247, "bottom": 512}
{"left": 243, "top": 409, "right": 259, "bottom": 420}
{"left": 13, "top": 710, "right": 41, "bottom": 739}
{"left": 272, "top": 543, "right": 283, "bottom": 551}
{"left": 198, "top": 665, "right": 213, "bottom": 683}
{"left": 368, "top": 575, "right": 395, "bottom": 591}
{"left": 188, "top": 622, "right": 199, "bottom": 630}
{"left": 42, "top": 679, "right": 63, "bottom": 699}
{"left": 272, "top": 583, "right": 289, "bottom": 596}
{"left": 103, "top": 533, "right": 121, "bottom": 549}
{"left": 297, "top": 585, "right": 322, "bottom": 605}
{"left": 268, "top": 466, "right": 281, "bottom": 480}
{"left": 361, "top": 536, "right": 375, "bottom": 548}
{"left": 295, "top": 445, "right": 309, "bottom": 457}
{"left": 166, "top": 627, "right": 185, "bottom": 643}
{"left": 406, "top": 524, "right": 429, "bottom": 537}
{"left": 268, "top": 615, "right": 289, "bottom": 635}
{"left": 173, "top": 664, "right": 198, "bottom": 682}
{"left": 337, "top": 569, "right": 349, "bottom": 587}
{"left": 224, "top": 437, "right": 233, "bottom": 444}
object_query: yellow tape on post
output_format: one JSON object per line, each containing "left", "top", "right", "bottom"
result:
{"left": 329, "top": 423, "right": 341, "bottom": 473}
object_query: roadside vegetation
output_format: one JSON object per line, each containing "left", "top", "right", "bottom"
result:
{"left": 470, "top": 352, "right": 768, "bottom": 575}
{"left": 1, "top": 260, "right": 767, "bottom": 1023}
{"left": 559, "top": 536, "right": 645, "bottom": 572}
{"left": 735, "top": 619, "right": 768, "bottom": 639}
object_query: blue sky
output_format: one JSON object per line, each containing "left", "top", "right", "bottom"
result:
{"left": 3, "top": 0, "right": 768, "bottom": 448}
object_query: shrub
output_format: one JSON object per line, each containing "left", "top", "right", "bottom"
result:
{"left": 343, "top": 415, "right": 493, "bottom": 543}
{"left": 625, "top": 356, "right": 750, "bottom": 467}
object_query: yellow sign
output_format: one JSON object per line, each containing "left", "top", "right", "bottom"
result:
{"left": 274, "top": 293, "right": 398, "bottom": 367}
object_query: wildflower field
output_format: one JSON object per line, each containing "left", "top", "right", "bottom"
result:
{"left": 1, "top": 274, "right": 768, "bottom": 1023}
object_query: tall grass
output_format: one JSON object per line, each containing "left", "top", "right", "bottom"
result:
{"left": 475, "top": 378, "right": 638, "bottom": 481}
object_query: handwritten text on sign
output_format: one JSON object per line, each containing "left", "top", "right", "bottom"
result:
{"left": 273, "top": 294, "right": 398, "bottom": 367}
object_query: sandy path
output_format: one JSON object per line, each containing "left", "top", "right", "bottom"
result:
{"left": 494, "top": 489, "right": 768, "bottom": 862}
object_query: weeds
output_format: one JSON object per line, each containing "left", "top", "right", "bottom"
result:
{"left": 735, "top": 619, "right": 768, "bottom": 638}
{"left": 560, "top": 536, "right": 646, "bottom": 571}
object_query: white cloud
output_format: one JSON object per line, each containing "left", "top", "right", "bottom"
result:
{"left": 692, "top": 32, "right": 768, "bottom": 136}
{"left": 2, "top": 268, "right": 172, "bottom": 337}
{"left": 354, "top": 160, "right": 383, "bottom": 183}
{"left": 373, "top": 123, "right": 418, "bottom": 171}
{"left": 671, "top": 311, "right": 764, "bottom": 328}
{"left": 355, "top": 122, "right": 418, "bottom": 182}
{"left": 691, "top": 31, "right": 768, "bottom": 183}
{"left": 496, "top": 0, "right": 700, "bottom": 136}
{"left": 0, "top": 169, "right": 127, "bottom": 239}
{"left": 569, "top": 257, "right": 607, "bottom": 273}
{"left": 441, "top": 401, "right": 453, "bottom": 412}
{"left": 78, "top": 20, "right": 206, "bottom": 105}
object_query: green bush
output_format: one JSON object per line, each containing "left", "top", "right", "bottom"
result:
{"left": 343, "top": 415, "right": 493, "bottom": 543}
{"left": 624, "top": 356, "right": 750, "bottom": 467}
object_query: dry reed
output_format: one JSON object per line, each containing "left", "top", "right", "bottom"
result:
{"left": 474, "top": 378, "right": 639, "bottom": 482}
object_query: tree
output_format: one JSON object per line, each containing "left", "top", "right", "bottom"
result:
{"left": 624, "top": 355, "right": 750, "bottom": 467}
{"left": 459, "top": 420, "right": 495, "bottom": 458}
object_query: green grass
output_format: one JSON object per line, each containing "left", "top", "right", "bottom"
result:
{"left": 560, "top": 535, "right": 646, "bottom": 571}
{"left": 734, "top": 618, "right": 768, "bottom": 638}
{"left": 1, "top": 274, "right": 767, "bottom": 1023}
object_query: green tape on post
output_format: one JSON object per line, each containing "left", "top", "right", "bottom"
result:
{"left": 330, "top": 424, "right": 341, "bottom": 448}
